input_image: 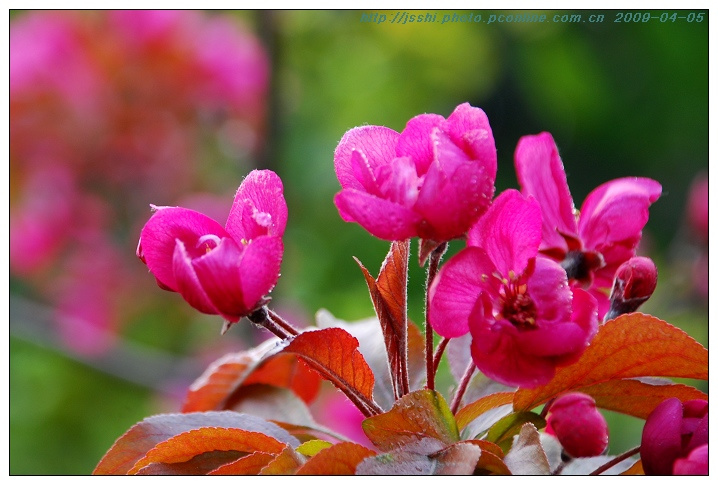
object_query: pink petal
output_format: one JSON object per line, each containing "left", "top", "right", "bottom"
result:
{"left": 395, "top": 113, "right": 444, "bottom": 175}
{"left": 139, "top": 207, "right": 229, "bottom": 291}
{"left": 374, "top": 156, "right": 420, "bottom": 206}
{"left": 443, "top": 103, "right": 497, "bottom": 170}
{"left": 334, "top": 125, "right": 400, "bottom": 191}
{"left": 578, "top": 177, "right": 662, "bottom": 252}
{"left": 526, "top": 257, "right": 572, "bottom": 324}
{"left": 467, "top": 189, "right": 542, "bottom": 277}
{"left": 414, "top": 133, "right": 495, "bottom": 241}
{"left": 673, "top": 444, "right": 708, "bottom": 475}
{"left": 350, "top": 149, "right": 381, "bottom": 195}
{"left": 469, "top": 319, "right": 556, "bottom": 388}
{"left": 429, "top": 247, "right": 498, "bottom": 338}
{"left": 334, "top": 189, "right": 420, "bottom": 241}
{"left": 237, "top": 235, "right": 283, "bottom": 312}
{"left": 641, "top": 398, "right": 684, "bottom": 475}
{"left": 190, "top": 237, "right": 248, "bottom": 321}
{"left": 515, "top": 132, "right": 578, "bottom": 252}
{"left": 172, "top": 240, "right": 220, "bottom": 316}
{"left": 514, "top": 320, "right": 590, "bottom": 358}
{"left": 226, "top": 169, "right": 288, "bottom": 242}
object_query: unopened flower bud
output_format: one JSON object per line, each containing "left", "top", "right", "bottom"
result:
{"left": 604, "top": 256, "right": 657, "bottom": 322}
{"left": 545, "top": 392, "right": 609, "bottom": 458}
{"left": 640, "top": 398, "right": 708, "bottom": 475}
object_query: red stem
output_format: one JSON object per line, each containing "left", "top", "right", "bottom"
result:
{"left": 432, "top": 337, "right": 450, "bottom": 373}
{"left": 588, "top": 446, "right": 641, "bottom": 476}
{"left": 267, "top": 308, "right": 300, "bottom": 336}
{"left": 424, "top": 242, "right": 447, "bottom": 390}
{"left": 450, "top": 362, "right": 476, "bottom": 414}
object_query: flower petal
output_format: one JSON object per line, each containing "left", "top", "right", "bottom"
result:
{"left": 526, "top": 257, "right": 572, "bottom": 324}
{"left": 429, "top": 247, "right": 497, "bottom": 338}
{"left": 226, "top": 169, "right": 288, "bottom": 242}
{"left": 469, "top": 318, "right": 556, "bottom": 388}
{"left": 334, "top": 125, "right": 400, "bottom": 191}
{"left": 515, "top": 132, "right": 578, "bottom": 252}
{"left": 641, "top": 397, "right": 684, "bottom": 475}
{"left": 139, "top": 207, "right": 229, "bottom": 291}
{"left": 237, "top": 235, "right": 283, "bottom": 312}
{"left": 190, "top": 237, "right": 248, "bottom": 321}
{"left": 414, "top": 132, "right": 495, "bottom": 241}
{"left": 467, "top": 189, "right": 542, "bottom": 277}
{"left": 578, "top": 177, "right": 662, "bottom": 253}
{"left": 443, "top": 103, "right": 497, "bottom": 171}
{"left": 395, "top": 113, "right": 444, "bottom": 175}
{"left": 334, "top": 189, "right": 420, "bottom": 241}
{"left": 172, "top": 239, "right": 220, "bottom": 316}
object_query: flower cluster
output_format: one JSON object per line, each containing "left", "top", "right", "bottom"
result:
{"left": 335, "top": 104, "right": 660, "bottom": 388}
{"left": 10, "top": 10, "right": 269, "bottom": 353}
{"left": 110, "top": 101, "right": 704, "bottom": 477}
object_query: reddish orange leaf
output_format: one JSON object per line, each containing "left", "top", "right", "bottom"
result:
{"left": 296, "top": 442, "right": 377, "bottom": 475}
{"left": 135, "top": 450, "right": 244, "bottom": 475}
{"left": 243, "top": 354, "right": 321, "bottom": 404}
{"left": 455, "top": 392, "right": 515, "bottom": 431}
{"left": 258, "top": 446, "right": 305, "bottom": 474}
{"left": 575, "top": 379, "right": 708, "bottom": 419}
{"left": 127, "top": 427, "right": 286, "bottom": 474}
{"left": 94, "top": 411, "right": 299, "bottom": 475}
{"left": 183, "top": 342, "right": 321, "bottom": 412}
{"left": 362, "top": 389, "right": 459, "bottom": 454}
{"left": 355, "top": 239, "right": 410, "bottom": 397}
{"left": 514, "top": 313, "right": 708, "bottom": 411}
{"left": 279, "top": 327, "right": 379, "bottom": 416}
{"left": 464, "top": 438, "right": 510, "bottom": 475}
{"left": 182, "top": 341, "right": 275, "bottom": 412}
{"left": 208, "top": 452, "right": 276, "bottom": 475}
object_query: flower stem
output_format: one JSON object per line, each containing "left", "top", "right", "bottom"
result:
{"left": 248, "top": 307, "right": 293, "bottom": 340}
{"left": 432, "top": 337, "right": 450, "bottom": 373}
{"left": 588, "top": 446, "right": 641, "bottom": 476}
{"left": 450, "top": 362, "right": 476, "bottom": 414}
{"left": 267, "top": 308, "right": 301, "bottom": 336}
{"left": 424, "top": 242, "right": 448, "bottom": 390}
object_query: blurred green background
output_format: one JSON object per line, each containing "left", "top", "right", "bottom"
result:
{"left": 9, "top": 9, "right": 708, "bottom": 474}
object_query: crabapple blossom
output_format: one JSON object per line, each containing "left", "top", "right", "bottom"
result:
{"left": 640, "top": 398, "right": 708, "bottom": 475}
{"left": 428, "top": 190, "right": 598, "bottom": 388}
{"left": 514, "top": 132, "right": 661, "bottom": 318}
{"left": 137, "top": 170, "right": 287, "bottom": 323}
{"left": 334, "top": 103, "right": 496, "bottom": 242}
{"left": 545, "top": 392, "right": 609, "bottom": 457}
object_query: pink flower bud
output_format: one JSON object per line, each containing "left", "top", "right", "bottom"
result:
{"left": 545, "top": 392, "right": 609, "bottom": 458}
{"left": 604, "top": 256, "right": 657, "bottom": 322}
{"left": 641, "top": 398, "right": 708, "bottom": 475}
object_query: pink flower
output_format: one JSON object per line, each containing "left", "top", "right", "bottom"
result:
{"left": 604, "top": 256, "right": 658, "bottom": 321}
{"left": 137, "top": 170, "right": 287, "bottom": 322}
{"left": 514, "top": 132, "right": 662, "bottom": 318}
{"left": 545, "top": 392, "right": 609, "bottom": 458}
{"left": 334, "top": 103, "right": 496, "bottom": 241}
{"left": 428, "top": 190, "right": 598, "bottom": 388}
{"left": 640, "top": 398, "right": 708, "bottom": 475}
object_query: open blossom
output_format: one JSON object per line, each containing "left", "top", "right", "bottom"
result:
{"left": 428, "top": 190, "right": 598, "bottom": 388}
{"left": 514, "top": 132, "right": 662, "bottom": 317}
{"left": 137, "top": 170, "right": 287, "bottom": 322}
{"left": 334, "top": 103, "right": 496, "bottom": 242}
{"left": 641, "top": 398, "right": 708, "bottom": 475}
{"left": 545, "top": 392, "right": 609, "bottom": 457}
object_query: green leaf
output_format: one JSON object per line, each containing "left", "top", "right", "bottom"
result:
{"left": 485, "top": 412, "right": 546, "bottom": 451}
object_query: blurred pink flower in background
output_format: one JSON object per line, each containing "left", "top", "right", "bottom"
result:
{"left": 10, "top": 10, "right": 270, "bottom": 354}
